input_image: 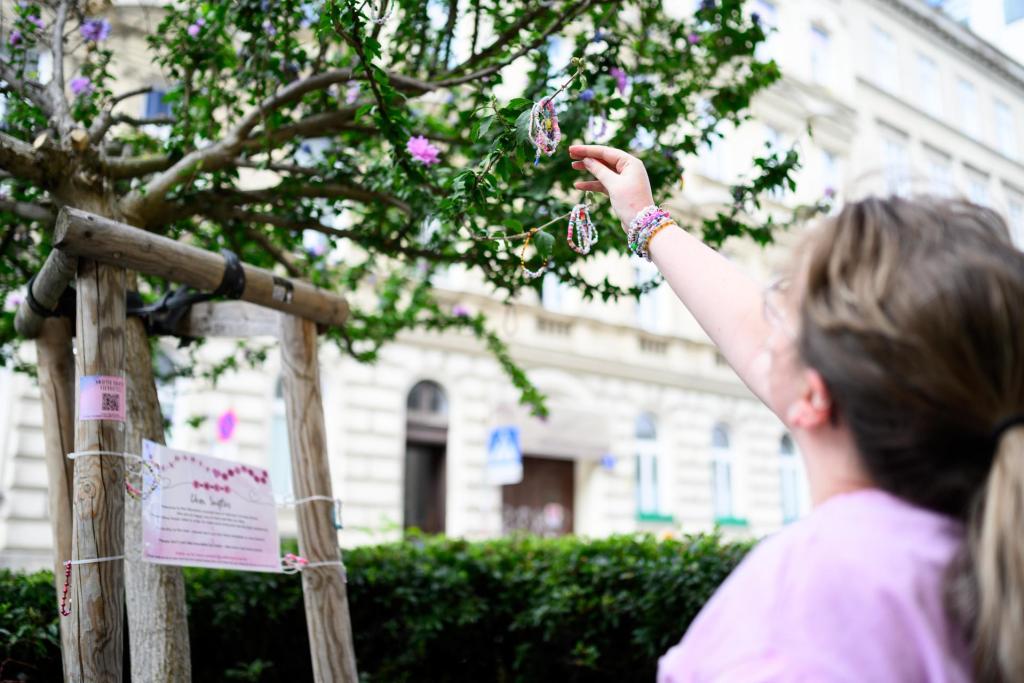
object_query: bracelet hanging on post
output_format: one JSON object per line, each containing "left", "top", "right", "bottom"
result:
{"left": 529, "top": 97, "right": 562, "bottom": 166}
{"left": 125, "top": 459, "right": 161, "bottom": 501}
{"left": 520, "top": 228, "right": 550, "bottom": 280}
{"left": 566, "top": 202, "right": 598, "bottom": 255}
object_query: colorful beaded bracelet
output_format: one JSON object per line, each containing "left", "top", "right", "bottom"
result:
{"left": 567, "top": 203, "right": 599, "bottom": 255}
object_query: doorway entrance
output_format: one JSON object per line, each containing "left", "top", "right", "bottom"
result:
{"left": 502, "top": 456, "right": 574, "bottom": 536}
{"left": 404, "top": 381, "right": 448, "bottom": 534}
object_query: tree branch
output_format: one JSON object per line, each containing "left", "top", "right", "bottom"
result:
{"left": 241, "top": 226, "right": 303, "bottom": 277}
{"left": 0, "top": 131, "right": 49, "bottom": 185}
{"left": 445, "top": 3, "right": 555, "bottom": 77}
{"left": 0, "top": 197, "right": 56, "bottom": 223}
{"left": 0, "top": 61, "right": 51, "bottom": 117}
{"left": 100, "top": 153, "right": 174, "bottom": 179}
{"left": 121, "top": 69, "right": 359, "bottom": 224}
{"left": 47, "top": 0, "right": 72, "bottom": 136}
{"left": 88, "top": 86, "right": 158, "bottom": 143}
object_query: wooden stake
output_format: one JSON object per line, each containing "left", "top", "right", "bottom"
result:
{"left": 70, "top": 259, "right": 127, "bottom": 683}
{"left": 280, "top": 313, "right": 358, "bottom": 683}
{"left": 124, "top": 316, "right": 192, "bottom": 683}
{"left": 13, "top": 249, "right": 77, "bottom": 339}
{"left": 35, "top": 317, "right": 77, "bottom": 683}
{"left": 53, "top": 207, "right": 348, "bottom": 328}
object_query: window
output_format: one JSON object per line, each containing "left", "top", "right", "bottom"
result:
{"left": 995, "top": 100, "right": 1018, "bottom": 159}
{"left": 144, "top": 89, "right": 172, "bottom": 119}
{"left": 711, "top": 423, "right": 733, "bottom": 521}
{"left": 636, "top": 413, "right": 665, "bottom": 518}
{"left": 809, "top": 26, "right": 830, "bottom": 85}
{"left": 636, "top": 261, "right": 666, "bottom": 334}
{"left": 779, "top": 435, "right": 801, "bottom": 523}
{"left": 1007, "top": 0, "right": 1024, "bottom": 24}
{"left": 957, "top": 79, "right": 979, "bottom": 138}
{"left": 917, "top": 53, "right": 942, "bottom": 117}
{"left": 871, "top": 26, "right": 898, "bottom": 92}
{"left": 269, "top": 379, "right": 293, "bottom": 498}
{"left": 925, "top": 147, "right": 954, "bottom": 196}
{"left": 880, "top": 127, "right": 910, "bottom": 196}
{"left": 967, "top": 169, "right": 989, "bottom": 206}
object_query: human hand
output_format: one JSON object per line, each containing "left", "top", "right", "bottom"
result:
{"left": 569, "top": 144, "right": 656, "bottom": 231}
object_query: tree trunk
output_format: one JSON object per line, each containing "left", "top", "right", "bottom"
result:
{"left": 36, "top": 317, "right": 77, "bottom": 683}
{"left": 123, "top": 315, "right": 192, "bottom": 683}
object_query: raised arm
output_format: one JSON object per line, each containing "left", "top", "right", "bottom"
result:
{"left": 569, "top": 144, "right": 775, "bottom": 408}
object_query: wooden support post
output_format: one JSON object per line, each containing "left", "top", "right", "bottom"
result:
{"left": 69, "top": 259, "right": 127, "bottom": 682}
{"left": 280, "top": 314, "right": 358, "bottom": 683}
{"left": 124, "top": 316, "right": 192, "bottom": 683}
{"left": 35, "top": 317, "right": 77, "bottom": 683}
{"left": 14, "top": 249, "right": 77, "bottom": 339}
{"left": 53, "top": 207, "right": 348, "bottom": 327}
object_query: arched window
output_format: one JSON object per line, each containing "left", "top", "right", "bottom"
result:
{"left": 404, "top": 381, "right": 448, "bottom": 534}
{"left": 268, "top": 377, "right": 293, "bottom": 498}
{"left": 635, "top": 412, "right": 662, "bottom": 517}
{"left": 711, "top": 423, "right": 733, "bottom": 520}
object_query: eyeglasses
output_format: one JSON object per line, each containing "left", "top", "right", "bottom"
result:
{"left": 763, "top": 277, "right": 797, "bottom": 339}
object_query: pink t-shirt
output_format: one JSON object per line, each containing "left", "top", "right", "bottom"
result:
{"left": 658, "top": 489, "right": 971, "bottom": 683}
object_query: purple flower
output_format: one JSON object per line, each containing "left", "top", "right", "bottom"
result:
{"left": 406, "top": 135, "right": 441, "bottom": 165}
{"left": 187, "top": 23, "right": 201, "bottom": 37}
{"left": 610, "top": 67, "right": 628, "bottom": 95}
{"left": 688, "top": 32, "right": 700, "bottom": 45}
{"left": 28, "top": 15, "right": 44, "bottom": 30}
{"left": 700, "top": 0, "right": 716, "bottom": 10}
{"left": 344, "top": 81, "right": 360, "bottom": 105}
{"left": 262, "top": 19, "right": 277, "bottom": 37}
{"left": 592, "top": 29, "right": 604, "bottom": 43}
{"left": 70, "top": 76, "right": 92, "bottom": 96}
{"left": 453, "top": 305, "right": 470, "bottom": 318}
{"left": 580, "top": 88, "right": 595, "bottom": 102}
{"left": 80, "top": 18, "right": 111, "bottom": 42}
{"left": 8, "top": 30, "right": 21, "bottom": 46}
{"left": 824, "top": 186, "right": 836, "bottom": 199}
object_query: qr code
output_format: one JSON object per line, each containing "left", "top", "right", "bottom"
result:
{"left": 102, "top": 393, "right": 120, "bottom": 413}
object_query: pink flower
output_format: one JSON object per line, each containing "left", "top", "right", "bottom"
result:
{"left": 187, "top": 23, "right": 201, "bottom": 37}
{"left": 407, "top": 135, "right": 441, "bottom": 165}
{"left": 9, "top": 30, "right": 21, "bottom": 46}
{"left": 610, "top": 67, "right": 628, "bottom": 95}
{"left": 688, "top": 32, "right": 700, "bottom": 45}
{"left": 70, "top": 76, "right": 92, "bottom": 96}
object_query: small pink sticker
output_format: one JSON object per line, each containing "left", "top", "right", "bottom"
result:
{"left": 79, "top": 375, "right": 126, "bottom": 422}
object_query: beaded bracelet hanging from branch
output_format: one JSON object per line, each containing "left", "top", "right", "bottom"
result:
{"left": 528, "top": 58, "right": 588, "bottom": 165}
{"left": 567, "top": 200, "right": 598, "bottom": 255}
{"left": 519, "top": 228, "right": 551, "bottom": 280}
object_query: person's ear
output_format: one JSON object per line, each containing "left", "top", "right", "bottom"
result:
{"left": 785, "top": 369, "right": 832, "bottom": 429}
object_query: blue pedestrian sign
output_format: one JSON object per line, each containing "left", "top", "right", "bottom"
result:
{"left": 486, "top": 425, "right": 523, "bottom": 485}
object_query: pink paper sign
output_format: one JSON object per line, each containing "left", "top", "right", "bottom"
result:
{"left": 79, "top": 375, "right": 126, "bottom": 422}
{"left": 141, "top": 440, "right": 282, "bottom": 573}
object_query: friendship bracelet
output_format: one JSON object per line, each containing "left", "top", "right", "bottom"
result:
{"left": 282, "top": 553, "right": 348, "bottom": 581}
{"left": 567, "top": 203, "right": 599, "bottom": 255}
{"left": 520, "top": 228, "right": 550, "bottom": 280}
{"left": 639, "top": 220, "right": 677, "bottom": 261}
{"left": 280, "top": 494, "right": 344, "bottom": 530}
{"left": 60, "top": 555, "right": 127, "bottom": 617}
{"left": 529, "top": 98, "right": 562, "bottom": 165}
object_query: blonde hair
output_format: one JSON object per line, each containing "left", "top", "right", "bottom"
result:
{"left": 797, "top": 196, "right": 1024, "bottom": 682}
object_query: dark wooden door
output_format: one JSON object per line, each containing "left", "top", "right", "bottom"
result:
{"left": 502, "top": 456, "right": 574, "bottom": 536}
{"left": 404, "top": 442, "right": 446, "bottom": 534}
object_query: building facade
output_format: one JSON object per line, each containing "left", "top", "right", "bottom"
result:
{"left": 3, "top": 0, "right": 1024, "bottom": 569}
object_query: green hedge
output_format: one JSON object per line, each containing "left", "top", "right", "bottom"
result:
{"left": 0, "top": 533, "right": 749, "bottom": 682}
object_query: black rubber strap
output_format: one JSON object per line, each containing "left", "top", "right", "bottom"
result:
{"left": 211, "top": 249, "right": 246, "bottom": 300}
{"left": 25, "top": 273, "right": 74, "bottom": 319}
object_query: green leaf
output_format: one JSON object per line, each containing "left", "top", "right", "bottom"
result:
{"left": 533, "top": 230, "right": 555, "bottom": 258}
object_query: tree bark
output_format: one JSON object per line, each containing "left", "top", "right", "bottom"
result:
{"left": 35, "top": 317, "right": 77, "bottom": 683}
{"left": 123, "top": 315, "right": 192, "bottom": 683}
{"left": 69, "top": 259, "right": 126, "bottom": 683}
{"left": 280, "top": 314, "right": 358, "bottom": 683}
